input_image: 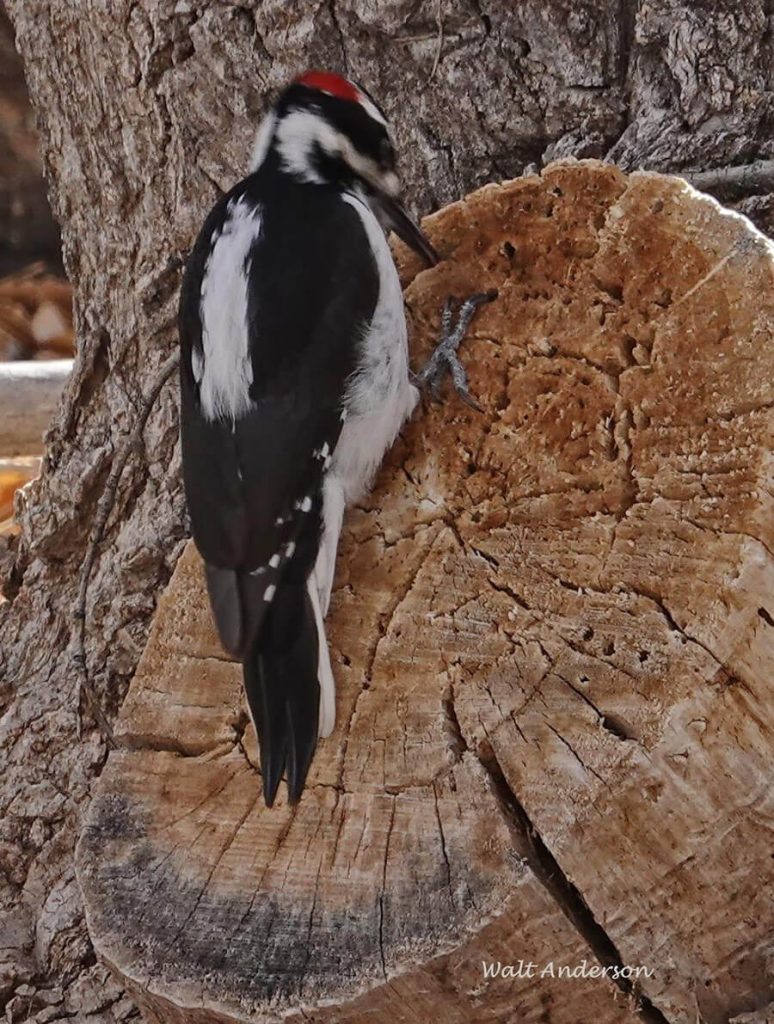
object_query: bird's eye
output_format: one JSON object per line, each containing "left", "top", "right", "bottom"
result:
{"left": 379, "top": 137, "right": 394, "bottom": 167}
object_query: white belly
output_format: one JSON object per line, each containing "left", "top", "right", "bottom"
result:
{"left": 333, "top": 191, "right": 418, "bottom": 505}
{"left": 198, "top": 196, "right": 262, "bottom": 422}
{"left": 311, "top": 191, "right": 419, "bottom": 734}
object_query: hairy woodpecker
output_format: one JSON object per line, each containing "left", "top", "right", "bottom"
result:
{"left": 179, "top": 70, "right": 486, "bottom": 806}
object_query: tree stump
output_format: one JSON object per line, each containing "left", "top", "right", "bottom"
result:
{"left": 76, "top": 162, "right": 773, "bottom": 1024}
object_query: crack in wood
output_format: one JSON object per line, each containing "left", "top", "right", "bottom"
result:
{"left": 472, "top": 737, "right": 672, "bottom": 1024}
{"left": 431, "top": 781, "right": 454, "bottom": 911}
{"left": 376, "top": 797, "right": 396, "bottom": 981}
{"left": 554, "top": 670, "right": 639, "bottom": 742}
{"left": 333, "top": 526, "right": 444, "bottom": 795}
{"left": 546, "top": 722, "right": 611, "bottom": 790}
{"left": 155, "top": 788, "right": 261, "bottom": 972}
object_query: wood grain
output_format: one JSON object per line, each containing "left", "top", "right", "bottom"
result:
{"left": 78, "top": 163, "right": 772, "bottom": 1022}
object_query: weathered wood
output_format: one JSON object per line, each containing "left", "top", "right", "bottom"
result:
{"left": 687, "top": 160, "right": 774, "bottom": 200}
{"left": 0, "top": 359, "right": 72, "bottom": 455}
{"left": 77, "top": 163, "right": 774, "bottom": 1024}
{"left": 4, "top": 0, "right": 774, "bottom": 1018}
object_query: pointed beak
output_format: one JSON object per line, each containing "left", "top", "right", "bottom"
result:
{"left": 374, "top": 191, "right": 440, "bottom": 267}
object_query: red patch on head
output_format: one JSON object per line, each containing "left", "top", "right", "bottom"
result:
{"left": 295, "top": 69, "right": 361, "bottom": 103}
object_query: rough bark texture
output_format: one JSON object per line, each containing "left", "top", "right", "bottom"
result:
{"left": 76, "top": 164, "right": 774, "bottom": 1023}
{"left": 0, "top": 3, "right": 773, "bottom": 1023}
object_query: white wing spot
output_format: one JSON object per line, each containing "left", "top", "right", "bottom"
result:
{"left": 275, "top": 515, "right": 286, "bottom": 526}
{"left": 191, "top": 348, "right": 204, "bottom": 384}
{"left": 269, "top": 553, "right": 281, "bottom": 568}
{"left": 263, "top": 584, "right": 277, "bottom": 602}
{"left": 295, "top": 495, "right": 313, "bottom": 512}
{"left": 285, "top": 541, "right": 296, "bottom": 558}
{"left": 250, "top": 565, "right": 266, "bottom": 576}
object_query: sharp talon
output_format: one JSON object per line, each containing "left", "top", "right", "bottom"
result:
{"left": 459, "top": 391, "right": 483, "bottom": 413}
{"left": 415, "top": 288, "right": 497, "bottom": 410}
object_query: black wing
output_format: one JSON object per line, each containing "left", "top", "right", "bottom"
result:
{"left": 180, "top": 177, "right": 378, "bottom": 641}
{"left": 179, "top": 176, "right": 379, "bottom": 803}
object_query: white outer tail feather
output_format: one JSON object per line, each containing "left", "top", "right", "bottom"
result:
{"left": 307, "top": 574, "right": 336, "bottom": 737}
{"left": 316, "top": 477, "right": 346, "bottom": 617}
{"left": 307, "top": 193, "right": 420, "bottom": 743}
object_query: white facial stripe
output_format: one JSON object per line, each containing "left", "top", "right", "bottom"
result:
{"left": 275, "top": 108, "right": 328, "bottom": 183}
{"left": 356, "top": 92, "right": 387, "bottom": 127}
{"left": 342, "top": 142, "right": 386, "bottom": 192}
{"left": 275, "top": 106, "right": 390, "bottom": 194}
{"left": 198, "top": 197, "right": 261, "bottom": 422}
{"left": 381, "top": 170, "right": 399, "bottom": 197}
{"left": 250, "top": 111, "right": 277, "bottom": 171}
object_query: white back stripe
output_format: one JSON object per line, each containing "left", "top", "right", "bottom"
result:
{"left": 307, "top": 574, "right": 336, "bottom": 737}
{"left": 199, "top": 197, "right": 261, "bottom": 421}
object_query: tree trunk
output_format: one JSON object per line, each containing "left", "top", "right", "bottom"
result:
{"left": 1, "top": 3, "right": 772, "bottom": 1023}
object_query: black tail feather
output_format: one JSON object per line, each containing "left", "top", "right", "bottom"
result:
{"left": 204, "top": 564, "right": 244, "bottom": 657}
{"left": 243, "top": 583, "right": 321, "bottom": 806}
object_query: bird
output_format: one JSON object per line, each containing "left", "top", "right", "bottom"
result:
{"left": 178, "top": 69, "right": 491, "bottom": 806}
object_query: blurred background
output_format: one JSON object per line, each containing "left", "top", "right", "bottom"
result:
{"left": 0, "top": 6, "right": 73, "bottom": 528}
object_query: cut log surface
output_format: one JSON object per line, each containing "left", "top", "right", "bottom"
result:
{"left": 76, "top": 162, "right": 774, "bottom": 1024}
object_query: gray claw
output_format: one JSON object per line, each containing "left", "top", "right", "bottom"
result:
{"left": 415, "top": 290, "right": 497, "bottom": 409}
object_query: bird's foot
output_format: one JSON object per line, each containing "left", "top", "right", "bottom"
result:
{"left": 413, "top": 290, "right": 497, "bottom": 411}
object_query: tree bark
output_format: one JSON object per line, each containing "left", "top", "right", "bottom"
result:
{"left": 1, "top": 3, "right": 773, "bottom": 1023}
